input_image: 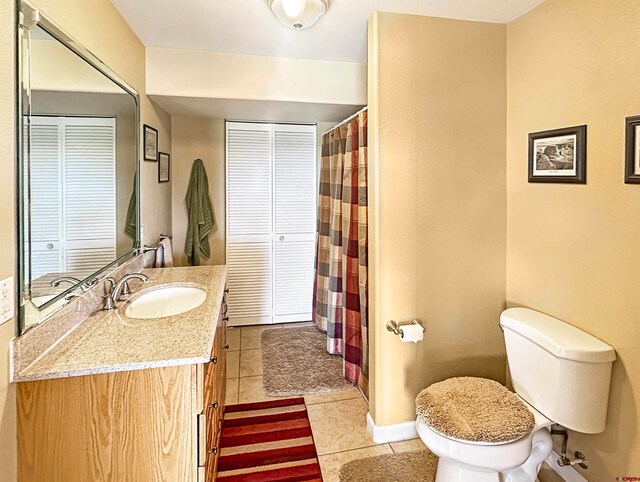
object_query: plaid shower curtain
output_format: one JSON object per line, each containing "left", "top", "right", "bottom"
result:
{"left": 313, "top": 111, "right": 368, "bottom": 396}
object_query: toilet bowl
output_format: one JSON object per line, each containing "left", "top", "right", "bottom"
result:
{"left": 414, "top": 307, "right": 616, "bottom": 482}
{"left": 416, "top": 396, "right": 553, "bottom": 482}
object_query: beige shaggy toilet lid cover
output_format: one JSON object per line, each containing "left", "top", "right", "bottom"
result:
{"left": 415, "top": 377, "right": 535, "bottom": 444}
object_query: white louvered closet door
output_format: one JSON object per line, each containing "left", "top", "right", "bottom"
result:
{"left": 226, "top": 123, "right": 273, "bottom": 325}
{"left": 29, "top": 117, "right": 116, "bottom": 280}
{"left": 226, "top": 122, "right": 316, "bottom": 326}
{"left": 273, "top": 124, "right": 316, "bottom": 323}
{"left": 29, "top": 119, "right": 63, "bottom": 280}
{"left": 63, "top": 118, "right": 117, "bottom": 276}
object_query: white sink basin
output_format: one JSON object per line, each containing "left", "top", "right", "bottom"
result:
{"left": 125, "top": 286, "right": 207, "bottom": 319}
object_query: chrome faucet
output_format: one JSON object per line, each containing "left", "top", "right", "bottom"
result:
{"left": 51, "top": 276, "right": 81, "bottom": 288}
{"left": 103, "top": 273, "right": 149, "bottom": 311}
{"left": 51, "top": 276, "right": 98, "bottom": 292}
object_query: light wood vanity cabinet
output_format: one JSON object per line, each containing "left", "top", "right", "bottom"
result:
{"left": 17, "top": 309, "right": 228, "bottom": 482}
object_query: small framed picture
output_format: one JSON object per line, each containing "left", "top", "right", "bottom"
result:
{"left": 528, "top": 125, "right": 587, "bottom": 184}
{"left": 143, "top": 124, "right": 158, "bottom": 161}
{"left": 624, "top": 115, "right": 640, "bottom": 184}
{"left": 158, "top": 152, "right": 170, "bottom": 183}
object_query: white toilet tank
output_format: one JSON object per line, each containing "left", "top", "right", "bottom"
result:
{"left": 500, "top": 307, "right": 616, "bottom": 434}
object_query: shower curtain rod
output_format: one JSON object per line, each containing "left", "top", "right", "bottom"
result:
{"left": 322, "top": 106, "right": 368, "bottom": 136}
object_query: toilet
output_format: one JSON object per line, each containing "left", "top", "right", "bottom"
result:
{"left": 415, "top": 307, "right": 616, "bottom": 482}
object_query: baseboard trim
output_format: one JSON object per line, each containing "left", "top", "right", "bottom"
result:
{"left": 366, "top": 412, "right": 418, "bottom": 444}
{"left": 544, "top": 451, "right": 588, "bottom": 482}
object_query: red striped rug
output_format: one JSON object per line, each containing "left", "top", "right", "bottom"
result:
{"left": 217, "top": 397, "right": 323, "bottom": 481}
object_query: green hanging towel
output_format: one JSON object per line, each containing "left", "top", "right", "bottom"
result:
{"left": 124, "top": 173, "right": 137, "bottom": 244}
{"left": 185, "top": 159, "right": 214, "bottom": 265}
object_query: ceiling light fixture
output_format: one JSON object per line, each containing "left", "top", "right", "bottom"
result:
{"left": 268, "top": 0, "right": 329, "bottom": 30}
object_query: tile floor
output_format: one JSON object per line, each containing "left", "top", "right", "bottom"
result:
{"left": 224, "top": 323, "right": 563, "bottom": 482}
{"left": 225, "top": 323, "right": 424, "bottom": 482}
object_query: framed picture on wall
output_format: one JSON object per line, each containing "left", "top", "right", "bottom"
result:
{"left": 143, "top": 124, "right": 158, "bottom": 161}
{"left": 528, "top": 125, "right": 587, "bottom": 184}
{"left": 624, "top": 115, "right": 640, "bottom": 184}
{"left": 158, "top": 152, "right": 170, "bottom": 183}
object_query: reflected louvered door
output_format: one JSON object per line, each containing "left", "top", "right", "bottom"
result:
{"left": 29, "top": 117, "right": 116, "bottom": 281}
{"left": 226, "top": 123, "right": 273, "bottom": 325}
{"left": 63, "top": 118, "right": 117, "bottom": 278}
{"left": 226, "top": 122, "right": 316, "bottom": 326}
{"left": 29, "top": 119, "right": 63, "bottom": 279}
{"left": 273, "top": 125, "right": 316, "bottom": 323}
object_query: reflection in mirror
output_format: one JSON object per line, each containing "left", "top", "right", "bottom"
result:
{"left": 19, "top": 15, "right": 139, "bottom": 333}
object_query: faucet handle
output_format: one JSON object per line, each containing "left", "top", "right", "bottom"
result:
{"left": 104, "top": 277, "right": 116, "bottom": 292}
{"left": 119, "top": 281, "right": 132, "bottom": 299}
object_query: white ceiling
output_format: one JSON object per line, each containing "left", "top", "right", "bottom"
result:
{"left": 111, "top": 0, "right": 545, "bottom": 64}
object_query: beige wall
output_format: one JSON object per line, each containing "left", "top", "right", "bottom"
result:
{"left": 368, "top": 12, "right": 507, "bottom": 426}
{"left": 171, "top": 116, "right": 226, "bottom": 267}
{"left": 147, "top": 48, "right": 367, "bottom": 106}
{"left": 31, "top": 38, "right": 122, "bottom": 93}
{"left": 506, "top": 0, "right": 640, "bottom": 478}
{"left": 0, "top": 1, "right": 172, "bottom": 480}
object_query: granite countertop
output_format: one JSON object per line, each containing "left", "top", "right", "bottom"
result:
{"left": 14, "top": 265, "right": 227, "bottom": 382}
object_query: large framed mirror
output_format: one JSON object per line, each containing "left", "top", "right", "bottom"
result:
{"left": 17, "top": 0, "right": 140, "bottom": 334}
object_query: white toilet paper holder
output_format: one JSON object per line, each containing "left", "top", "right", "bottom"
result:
{"left": 386, "top": 319, "right": 426, "bottom": 338}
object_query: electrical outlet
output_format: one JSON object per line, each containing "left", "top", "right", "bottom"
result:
{"left": 0, "top": 277, "right": 15, "bottom": 325}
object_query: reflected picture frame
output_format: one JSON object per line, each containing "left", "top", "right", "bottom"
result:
{"left": 624, "top": 115, "right": 640, "bottom": 184}
{"left": 528, "top": 125, "right": 587, "bottom": 184}
{"left": 143, "top": 124, "right": 158, "bottom": 161}
{"left": 158, "top": 152, "right": 170, "bottom": 183}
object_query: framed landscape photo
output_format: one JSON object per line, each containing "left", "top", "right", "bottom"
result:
{"left": 143, "top": 124, "right": 158, "bottom": 161}
{"left": 528, "top": 125, "right": 587, "bottom": 184}
{"left": 625, "top": 115, "right": 640, "bottom": 184}
{"left": 158, "top": 152, "right": 170, "bottom": 183}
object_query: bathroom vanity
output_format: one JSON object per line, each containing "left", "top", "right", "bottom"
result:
{"left": 14, "top": 265, "right": 228, "bottom": 482}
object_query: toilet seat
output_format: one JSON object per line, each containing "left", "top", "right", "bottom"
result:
{"left": 415, "top": 377, "right": 536, "bottom": 444}
{"left": 415, "top": 378, "right": 554, "bottom": 482}
{"left": 423, "top": 397, "right": 551, "bottom": 446}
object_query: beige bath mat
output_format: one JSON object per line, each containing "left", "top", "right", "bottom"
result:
{"left": 339, "top": 450, "right": 438, "bottom": 482}
{"left": 261, "top": 326, "right": 353, "bottom": 396}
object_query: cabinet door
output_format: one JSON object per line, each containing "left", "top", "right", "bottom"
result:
{"left": 203, "top": 310, "right": 227, "bottom": 482}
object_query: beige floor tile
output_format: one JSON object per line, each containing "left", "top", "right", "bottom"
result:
{"left": 307, "top": 397, "right": 375, "bottom": 455}
{"left": 390, "top": 437, "right": 426, "bottom": 453}
{"left": 226, "top": 350, "right": 240, "bottom": 378}
{"left": 225, "top": 378, "right": 239, "bottom": 406}
{"left": 304, "top": 386, "right": 363, "bottom": 405}
{"left": 318, "top": 445, "right": 393, "bottom": 482}
{"left": 538, "top": 463, "right": 564, "bottom": 482}
{"left": 226, "top": 327, "right": 240, "bottom": 351}
{"left": 240, "top": 349, "right": 264, "bottom": 377}
{"left": 238, "top": 376, "right": 287, "bottom": 404}
{"left": 240, "top": 325, "right": 281, "bottom": 350}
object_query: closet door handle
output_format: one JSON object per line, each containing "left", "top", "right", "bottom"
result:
{"left": 279, "top": 235, "right": 285, "bottom": 241}
{"left": 211, "top": 356, "right": 217, "bottom": 364}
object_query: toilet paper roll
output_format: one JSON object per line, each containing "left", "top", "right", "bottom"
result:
{"left": 400, "top": 324, "right": 424, "bottom": 343}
